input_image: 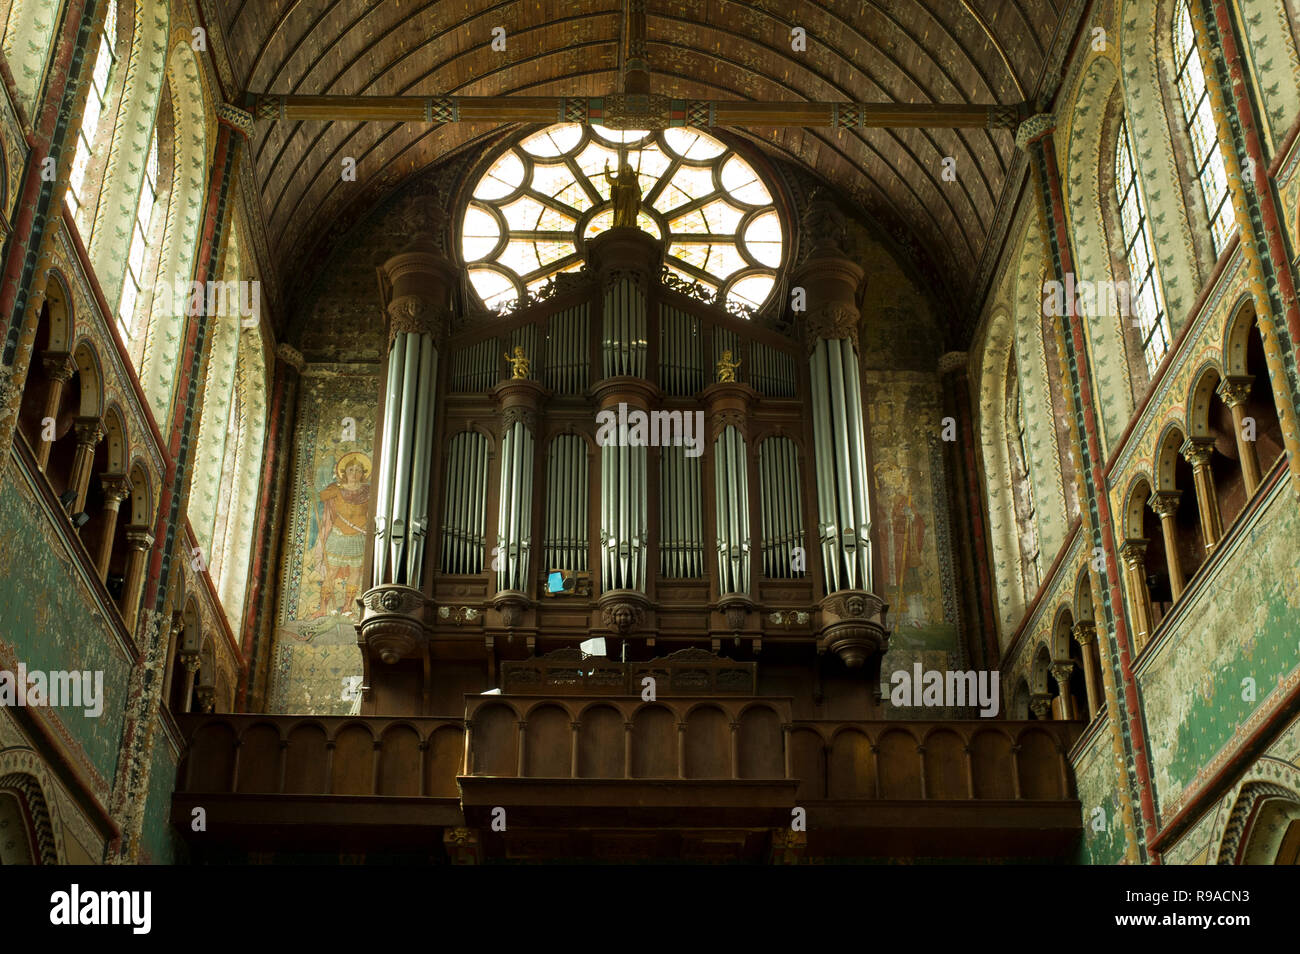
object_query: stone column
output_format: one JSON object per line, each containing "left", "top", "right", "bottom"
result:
{"left": 94, "top": 473, "right": 132, "bottom": 580}
{"left": 1050, "top": 661, "right": 1076, "bottom": 720}
{"left": 69, "top": 416, "right": 105, "bottom": 514}
{"left": 1147, "top": 490, "right": 1185, "bottom": 599}
{"left": 179, "top": 651, "right": 200, "bottom": 714}
{"left": 34, "top": 352, "right": 74, "bottom": 471}
{"left": 1072, "top": 621, "right": 1102, "bottom": 720}
{"left": 120, "top": 526, "right": 154, "bottom": 633}
{"left": 1181, "top": 437, "right": 1223, "bottom": 553}
{"left": 1119, "top": 540, "right": 1154, "bottom": 652}
{"left": 938, "top": 350, "right": 1000, "bottom": 669}
{"left": 1217, "top": 375, "right": 1262, "bottom": 495}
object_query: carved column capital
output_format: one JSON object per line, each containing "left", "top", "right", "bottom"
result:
{"left": 1014, "top": 113, "right": 1056, "bottom": 150}
{"left": 99, "top": 473, "right": 133, "bottom": 505}
{"left": 387, "top": 295, "right": 450, "bottom": 344}
{"left": 937, "top": 351, "right": 969, "bottom": 377}
{"left": 124, "top": 526, "right": 155, "bottom": 552}
{"left": 1147, "top": 489, "right": 1181, "bottom": 518}
{"left": 1179, "top": 437, "right": 1215, "bottom": 470}
{"left": 1119, "top": 538, "right": 1148, "bottom": 568}
{"left": 801, "top": 302, "right": 861, "bottom": 354}
{"left": 73, "top": 415, "right": 105, "bottom": 448}
{"left": 180, "top": 650, "right": 200, "bottom": 674}
{"left": 1071, "top": 620, "right": 1097, "bottom": 646}
{"left": 1029, "top": 692, "right": 1053, "bottom": 720}
{"left": 42, "top": 351, "right": 75, "bottom": 382}
{"left": 275, "top": 343, "right": 305, "bottom": 372}
{"left": 1216, "top": 375, "right": 1254, "bottom": 408}
{"left": 1050, "top": 660, "right": 1075, "bottom": 687}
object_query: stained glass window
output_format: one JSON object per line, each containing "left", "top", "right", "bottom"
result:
{"left": 1115, "top": 119, "right": 1171, "bottom": 375}
{"left": 1173, "top": 0, "right": 1234, "bottom": 257}
{"left": 118, "top": 132, "right": 159, "bottom": 336}
{"left": 460, "top": 124, "right": 785, "bottom": 312}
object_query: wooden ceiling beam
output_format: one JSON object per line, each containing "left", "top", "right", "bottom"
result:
{"left": 249, "top": 93, "right": 1024, "bottom": 130}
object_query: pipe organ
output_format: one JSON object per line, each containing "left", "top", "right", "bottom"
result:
{"left": 357, "top": 207, "right": 889, "bottom": 715}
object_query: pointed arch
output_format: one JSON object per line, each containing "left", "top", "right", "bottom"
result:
{"left": 1117, "top": 0, "right": 1201, "bottom": 317}
{"left": 87, "top": 0, "right": 170, "bottom": 297}
{"left": 1064, "top": 54, "right": 1136, "bottom": 450}
{"left": 0, "top": 0, "right": 59, "bottom": 116}
{"left": 1011, "top": 211, "right": 1069, "bottom": 563}
{"left": 1212, "top": 760, "right": 1300, "bottom": 864}
{"left": 135, "top": 36, "right": 208, "bottom": 424}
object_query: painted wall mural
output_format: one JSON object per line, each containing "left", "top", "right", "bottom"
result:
{"left": 269, "top": 366, "right": 379, "bottom": 715}
{"left": 1138, "top": 478, "right": 1300, "bottom": 822}
{"left": 1073, "top": 728, "right": 1128, "bottom": 864}
{"left": 863, "top": 371, "right": 958, "bottom": 657}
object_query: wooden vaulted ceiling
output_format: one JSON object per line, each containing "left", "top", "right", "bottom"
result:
{"left": 208, "top": 0, "right": 1080, "bottom": 335}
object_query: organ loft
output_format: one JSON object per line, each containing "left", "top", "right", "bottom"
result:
{"left": 0, "top": 0, "right": 1298, "bottom": 868}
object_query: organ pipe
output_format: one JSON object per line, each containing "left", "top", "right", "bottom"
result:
{"left": 713, "top": 425, "right": 750, "bottom": 594}
{"left": 372, "top": 334, "right": 406, "bottom": 583}
{"left": 441, "top": 431, "right": 489, "bottom": 574}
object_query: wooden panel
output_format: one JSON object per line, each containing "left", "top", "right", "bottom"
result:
{"left": 525, "top": 705, "right": 571, "bottom": 778}
{"left": 828, "top": 729, "right": 874, "bottom": 798}
{"left": 377, "top": 725, "right": 421, "bottom": 796}
{"left": 738, "top": 705, "right": 783, "bottom": 779}
{"left": 283, "top": 723, "right": 328, "bottom": 795}
{"left": 331, "top": 725, "right": 374, "bottom": 796}
{"left": 876, "top": 729, "right": 921, "bottom": 800}
{"left": 685, "top": 705, "right": 729, "bottom": 779}
{"left": 923, "top": 730, "right": 968, "bottom": 799}
{"left": 631, "top": 705, "right": 676, "bottom": 778}
{"left": 426, "top": 725, "right": 465, "bottom": 797}
{"left": 970, "top": 729, "right": 1015, "bottom": 799}
{"left": 472, "top": 703, "right": 518, "bottom": 776}
{"left": 578, "top": 704, "right": 624, "bottom": 778}
{"left": 188, "top": 722, "right": 237, "bottom": 792}
{"left": 1017, "top": 728, "right": 1063, "bottom": 799}
{"left": 235, "top": 723, "right": 280, "bottom": 794}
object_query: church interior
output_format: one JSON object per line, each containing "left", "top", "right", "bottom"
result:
{"left": 0, "top": 0, "right": 1299, "bottom": 866}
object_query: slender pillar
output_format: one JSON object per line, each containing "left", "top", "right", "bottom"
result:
{"left": 1181, "top": 438, "right": 1223, "bottom": 552}
{"left": 1119, "top": 540, "right": 1154, "bottom": 653}
{"left": 180, "top": 651, "right": 200, "bottom": 714}
{"left": 1050, "top": 661, "right": 1076, "bottom": 720}
{"left": 938, "top": 351, "right": 1000, "bottom": 670}
{"left": 69, "top": 416, "right": 104, "bottom": 513}
{"left": 1072, "top": 621, "right": 1102, "bottom": 720}
{"left": 1147, "top": 491, "right": 1185, "bottom": 598}
{"left": 120, "top": 526, "right": 154, "bottom": 633}
{"left": 34, "top": 352, "right": 73, "bottom": 470}
{"left": 94, "top": 473, "right": 132, "bottom": 579}
{"left": 1217, "top": 375, "right": 1262, "bottom": 494}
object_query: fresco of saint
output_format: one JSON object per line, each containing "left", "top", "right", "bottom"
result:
{"left": 311, "top": 452, "right": 371, "bottom": 617}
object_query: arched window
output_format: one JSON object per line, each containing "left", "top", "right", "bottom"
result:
{"left": 1172, "top": 0, "right": 1233, "bottom": 257}
{"left": 1115, "top": 119, "right": 1171, "bottom": 375}
{"left": 118, "top": 131, "right": 159, "bottom": 339}
{"left": 65, "top": 0, "right": 118, "bottom": 231}
{"left": 461, "top": 124, "right": 785, "bottom": 313}
{"left": 1007, "top": 363, "right": 1041, "bottom": 598}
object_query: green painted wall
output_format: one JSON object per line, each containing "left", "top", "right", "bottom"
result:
{"left": 0, "top": 459, "right": 133, "bottom": 788}
{"left": 1072, "top": 728, "right": 1127, "bottom": 864}
{"left": 1138, "top": 478, "right": 1300, "bottom": 822}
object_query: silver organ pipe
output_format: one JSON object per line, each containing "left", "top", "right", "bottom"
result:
{"left": 495, "top": 415, "right": 535, "bottom": 592}
{"left": 545, "top": 304, "right": 589, "bottom": 394}
{"left": 752, "top": 342, "right": 796, "bottom": 397}
{"left": 544, "top": 435, "right": 591, "bottom": 570}
{"left": 760, "top": 437, "right": 804, "bottom": 578}
{"left": 441, "top": 431, "right": 489, "bottom": 574}
{"left": 809, "top": 338, "right": 873, "bottom": 593}
{"left": 602, "top": 277, "right": 647, "bottom": 378}
{"left": 713, "top": 424, "right": 750, "bottom": 594}
{"left": 404, "top": 337, "right": 438, "bottom": 586}
{"left": 372, "top": 334, "right": 406, "bottom": 584}
{"left": 659, "top": 305, "right": 702, "bottom": 396}
{"left": 387, "top": 332, "right": 423, "bottom": 580}
{"left": 450, "top": 338, "right": 498, "bottom": 392}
